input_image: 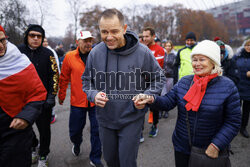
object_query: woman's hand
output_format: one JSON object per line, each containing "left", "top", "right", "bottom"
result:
{"left": 205, "top": 143, "right": 219, "bottom": 158}
{"left": 132, "top": 94, "right": 154, "bottom": 109}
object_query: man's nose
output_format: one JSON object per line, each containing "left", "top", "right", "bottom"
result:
{"left": 106, "top": 34, "right": 113, "bottom": 40}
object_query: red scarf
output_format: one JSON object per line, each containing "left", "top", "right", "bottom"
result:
{"left": 183, "top": 74, "right": 218, "bottom": 112}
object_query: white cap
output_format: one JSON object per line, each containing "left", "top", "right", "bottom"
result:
{"left": 190, "top": 40, "right": 221, "bottom": 66}
{"left": 77, "top": 30, "right": 94, "bottom": 40}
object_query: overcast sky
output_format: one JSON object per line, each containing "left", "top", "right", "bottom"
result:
{"left": 25, "top": 0, "right": 237, "bottom": 37}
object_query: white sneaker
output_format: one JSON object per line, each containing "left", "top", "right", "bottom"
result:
{"left": 140, "top": 136, "right": 145, "bottom": 143}
{"left": 32, "top": 145, "right": 40, "bottom": 164}
{"left": 140, "top": 133, "right": 144, "bottom": 143}
{"left": 38, "top": 156, "right": 48, "bottom": 167}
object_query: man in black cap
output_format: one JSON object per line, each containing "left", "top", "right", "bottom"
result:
{"left": 174, "top": 32, "right": 197, "bottom": 83}
{"left": 18, "top": 24, "right": 59, "bottom": 167}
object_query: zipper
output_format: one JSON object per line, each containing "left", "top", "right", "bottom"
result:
{"left": 192, "top": 108, "right": 198, "bottom": 144}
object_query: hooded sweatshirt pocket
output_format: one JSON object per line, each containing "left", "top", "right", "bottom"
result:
{"left": 97, "top": 99, "right": 143, "bottom": 123}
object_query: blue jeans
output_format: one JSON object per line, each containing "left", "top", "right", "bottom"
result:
{"left": 70, "top": 105, "right": 102, "bottom": 164}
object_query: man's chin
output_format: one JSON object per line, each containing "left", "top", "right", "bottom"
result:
{"left": 107, "top": 45, "right": 117, "bottom": 50}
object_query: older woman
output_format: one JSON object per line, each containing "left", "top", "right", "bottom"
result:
{"left": 233, "top": 39, "right": 250, "bottom": 138}
{"left": 133, "top": 40, "right": 241, "bottom": 167}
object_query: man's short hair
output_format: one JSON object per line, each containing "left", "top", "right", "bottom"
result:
{"left": 138, "top": 33, "right": 143, "bottom": 39}
{"left": 99, "top": 8, "right": 124, "bottom": 26}
{"left": 143, "top": 27, "right": 155, "bottom": 36}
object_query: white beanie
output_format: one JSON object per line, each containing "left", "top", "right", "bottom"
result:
{"left": 190, "top": 40, "right": 221, "bottom": 66}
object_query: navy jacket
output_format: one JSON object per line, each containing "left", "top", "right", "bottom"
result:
{"left": 233, "top": 48, "right": 250, "bottom": 100}
{"left": 151, "top": 75, "right": 241, "bottom": 154}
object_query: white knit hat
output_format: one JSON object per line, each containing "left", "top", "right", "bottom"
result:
{"left": 190, "top": 40, "right": 221, "bottom": 66}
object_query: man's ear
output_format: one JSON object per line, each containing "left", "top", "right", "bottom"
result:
{"left": 123, "top": 24, "right": 127, "bottom": 35}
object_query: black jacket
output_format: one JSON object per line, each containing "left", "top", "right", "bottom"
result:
{"left": 18, "top": 44, "right": 59, "bottom": 105}
{"left": 221, "top": 58, "right": 239, "bottom": 85}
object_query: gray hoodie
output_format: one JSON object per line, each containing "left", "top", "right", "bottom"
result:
{"left": 82, "top": 31, "right": 165, "bottom": 129}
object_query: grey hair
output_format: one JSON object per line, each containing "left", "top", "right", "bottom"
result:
{"left": 210, "top": 60, "right": 223, "bottom": 76}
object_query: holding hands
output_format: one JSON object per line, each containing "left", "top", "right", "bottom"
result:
{"left": 132, "top": 94, "right": 154, "bottom": 109}
{"left": 94, "top": 92, "right": 155, "bottom": 109}
{"left": 95, "top": 92, "right": 109, "bottom": 108}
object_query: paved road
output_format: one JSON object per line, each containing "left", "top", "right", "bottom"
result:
{"left": 32, "top": 88, "right": 250, "bottom": 167}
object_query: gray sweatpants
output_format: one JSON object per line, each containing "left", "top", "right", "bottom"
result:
{"left": 99, "top": 118, "right": 144, "bottom": 167}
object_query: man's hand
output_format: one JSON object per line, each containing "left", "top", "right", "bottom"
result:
{"left": 58, "top": 98, "right": 64, "bottom": 105}
{"left": 132, "top": 93, "right": 154, "bottom": 110}
{"left": 247, "top": 71, "right": 250, "bottom": 78}
{"left": 9, "top": 118, "right": 29, "bottom": 130}
{"left": 205, "top": 143, "right": 219, "bottom": 158}
{"left": 94, "top": 92, "right": 109, "bottom": 108}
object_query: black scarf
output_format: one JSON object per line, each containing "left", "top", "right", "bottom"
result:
{"left": 78, "top": 48, "right": 89, "bottom": 65}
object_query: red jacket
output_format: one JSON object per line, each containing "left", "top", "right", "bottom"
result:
{"left": 149, "top": 43, "right": 165, "bottom": 68}
{"left": 59, "top": 48, "right": 95, "bottom": 107}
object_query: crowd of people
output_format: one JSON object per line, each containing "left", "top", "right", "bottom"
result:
{"left": 0, "top": 7, "right": 250, "bottom": 167}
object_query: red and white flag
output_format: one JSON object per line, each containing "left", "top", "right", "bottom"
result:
{"left": 0, "top": 42, "right": 47, "bottom": 117}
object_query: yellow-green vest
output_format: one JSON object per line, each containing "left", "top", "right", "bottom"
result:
{"left": 178, "top": 47, "right": 194, "bottom": 80}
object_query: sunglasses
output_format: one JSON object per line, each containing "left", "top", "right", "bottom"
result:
{"left": 28, "top": 33, "right": 42, "bottom": 39}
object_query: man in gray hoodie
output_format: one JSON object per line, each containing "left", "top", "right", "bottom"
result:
{"left": 82, "top": 8, "right": 165, "bottom": 167}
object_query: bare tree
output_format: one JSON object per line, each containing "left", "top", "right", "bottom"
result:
{"left": 0, "top": 0, "right": 29, "bottom": 45}
{"left": 66, "top": 0, "right": 86, "bottom": 40}
{"left": 175, "top": 7, "right": 229, "bottom": 43}
{"left": 21, "top": 0, "right": 51, "bottom": 26}
{"left": 79, "top": 5, "right": 105, "bottom": 42}
{"left": 122, "top": 4, "right": 152, "bottom": 34}
{"left": 34, "top": 0, "right": 47, "bottom": 26}
{"left": 63, "top": 24, "right": 75, "bottom": 50}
